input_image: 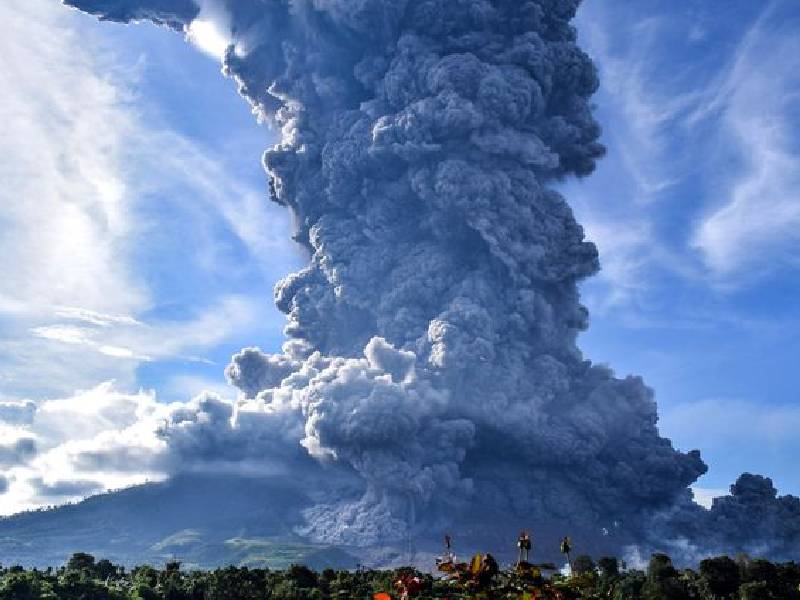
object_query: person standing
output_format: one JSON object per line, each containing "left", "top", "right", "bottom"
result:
{"left": 517, "top": 530, "right": 532, "bottom": 564}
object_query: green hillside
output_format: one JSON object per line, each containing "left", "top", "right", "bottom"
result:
{"left": 0, "top": 474, "right": 356, "bottom": 570}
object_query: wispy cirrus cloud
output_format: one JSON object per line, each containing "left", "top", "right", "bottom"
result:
{"left": 0, "top": 0, "right": 151, "bottom": 398}
{"left": 54, "top": 307, "right": 142, "bottom": 328}
{"left": 571, "top": 0, "right": 800, "bottom": 313}
{"left": 569, "top": 4, "right": 800, "bottom": 502}
{"left": 568, "top": 5, "right": 704, "bottom": 313}
{"left": 0, "top": 0, "right": 147, "bottom": 318}
{"left": 577, "top": 15, "right": 697, "bottom": 205}
{"left": 689, "top": 4, "right": 800, "bottom": 280}
{"left": 29, "top": 295, "right": 262, "bottom": 366}
{"left": 0, "top": 0, "right": 297, "bottom": 403}
{"left": 0, "top": 0, "right": 304, "bottom": 514}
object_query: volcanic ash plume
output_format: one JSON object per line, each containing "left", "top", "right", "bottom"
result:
{"left": 63, "top": 0, "right": 800, "bottom": 560}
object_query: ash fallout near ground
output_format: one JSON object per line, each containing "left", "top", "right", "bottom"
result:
{"left": 63, "top": 0, "right": 800, "bottom": 562}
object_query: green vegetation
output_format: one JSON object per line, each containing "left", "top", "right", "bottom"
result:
{"left": 0, "top": 551, "right": 799, "bottom": 599}
{"left": 0, "top": 475, "right": 328, "bottom": 570}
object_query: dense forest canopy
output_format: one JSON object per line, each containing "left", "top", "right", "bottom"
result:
{"left": 1, "top": 551, "right": 799, "bottom": 599}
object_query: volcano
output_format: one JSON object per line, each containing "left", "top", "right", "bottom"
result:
{"left": 0, "top": 474, "right": 358, "bottom": 570}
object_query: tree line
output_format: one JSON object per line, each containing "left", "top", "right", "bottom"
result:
{"left": 0, "top": 550, "right": 798, "bottom": 599}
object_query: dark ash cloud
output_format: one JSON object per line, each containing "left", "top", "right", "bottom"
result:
{"left": 61, "top": 0, "right": 800, "bottom": 562}
{"left": 63, "top": 0, "right": 197, "bottom": 30}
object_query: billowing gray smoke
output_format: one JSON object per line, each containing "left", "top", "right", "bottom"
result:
{"left": 63, "top": 0, "right": 800, "bottom": 561}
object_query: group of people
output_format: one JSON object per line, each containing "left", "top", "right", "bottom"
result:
{"left": 387, "top": 531, "right": 576, "bottom": 599}
{"left": 437, "top": 531, "right": 573, "bottom": 573}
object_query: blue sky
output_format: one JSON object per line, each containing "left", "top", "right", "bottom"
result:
{"left": 0, "top": 0, "right": 797, "bottom": 513}
{"left": 568, "top": 0, "right": 800, "bottom": 503}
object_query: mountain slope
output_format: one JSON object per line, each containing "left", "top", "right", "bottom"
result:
{"left": 0, "top": 474, "right": 357, "bottom": 569}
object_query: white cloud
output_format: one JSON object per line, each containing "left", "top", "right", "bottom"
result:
{"left": 0, "top": 0, "right": 302, "bottom": 515}
{"left": 574, "top": 209, "right": 654, "bottom": 311}
{"left": 691, "top": 487, "right": 728, "bottom": 510}
{"left": 568, "top": 7, "right": 703, "bottom": 312}
{"left": 187, "top": 0, "right": 232, "bottom": 60}
{"left": 690, "top": 5, "right": 800, "bottom": 279}
{"left": 0, "top": 378, "right": 295, "bottom": 515}
{"left": 54, "top": 307, "right": 142, "bottom": 328}
{"left": 577, "top": 14, "right": 696, "bottom": 205}
{"left": 572, "top": 1, "right": 800, "bottom": 311}
{"left": 0, "top": 0, "right": 153, "bottom": 398}
{"left": 0, "top": 0, "right": 296, "bottom": 402}
{"left": 0, "top": 0, "right": 350, "bottom": 519}
{"left": 0, "top": 0, "right": 148, "bottom": 317}
{"left": 26, "top": 295, "right": 262, "bottom": 368}
{"left": 0, "top": 382, "right": 170, "bottom": 514}
{"left": 31, "top": 326, "right": 94, "bottom": 347}
{"left": 98, "top": 345, "right": 139, "bottom": 359}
